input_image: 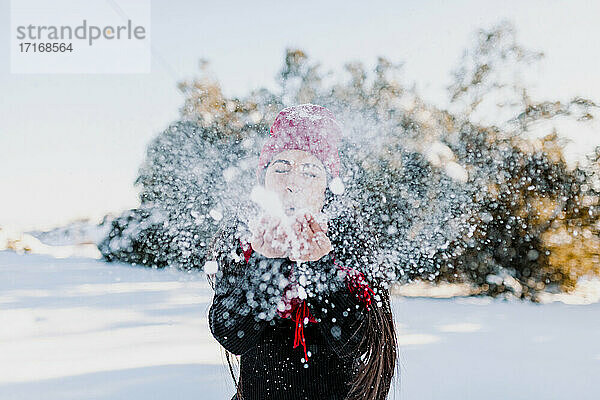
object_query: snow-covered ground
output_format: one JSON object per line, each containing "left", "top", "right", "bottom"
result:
{"left": 1, "top": 251, "right": 598, "bottom": 400}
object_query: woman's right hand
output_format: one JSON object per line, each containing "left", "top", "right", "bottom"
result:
{"left": 250, "top": 215, "right": 290, "bottom": 259}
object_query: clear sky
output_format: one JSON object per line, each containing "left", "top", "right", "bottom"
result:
{"left": 1, "top": 0, "right": 599, "bottom": 231}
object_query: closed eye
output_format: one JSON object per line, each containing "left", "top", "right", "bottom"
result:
{"left": 301, "top": 162, "right": 323, "bottom": 178}
{"left": 271, "top": 159, "right": 292, "bottom": 173}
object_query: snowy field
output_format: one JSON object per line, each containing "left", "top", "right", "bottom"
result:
{"left": 1, "top": 251, "right": 598, "bottom": 400}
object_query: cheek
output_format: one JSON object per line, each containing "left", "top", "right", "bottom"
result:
{"left": 314, "top": 177, "right": 327, "bottom": 194}
{"left": 307, "top": 183, "right": 324, "bottom": 197}
{"left": 264, "top": 172, "right": 286, "bottom": 192}
{"left": 263, "top": 170, "right": 274, "bottom": 186}
{"left": 305, "top": 179, "right": 327, "bottom": 202}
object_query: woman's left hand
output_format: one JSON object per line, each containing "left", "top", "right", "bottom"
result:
{"left": 289, "top": 213, "right": 332, "bottom": 262}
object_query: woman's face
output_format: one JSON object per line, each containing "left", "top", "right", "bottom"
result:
{"left": 264, "top": 150, "right": 327, "bottom": 217}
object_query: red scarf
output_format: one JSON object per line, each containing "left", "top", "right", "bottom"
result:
{"left": 239, "top": 240, "right": 375, "bottom": 364}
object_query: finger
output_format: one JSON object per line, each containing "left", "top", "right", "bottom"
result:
{"left": 263, "top": 223, "right": 276, "bottom": 243}
{"left": 301, "top": 214, "right": 311, "bottom": 235}
{"left": 295, "top": 215, "right": 308, "bottom": 235}
{"left": 255, "top": 217, "right": 270, "bottom": 241}
{"left": 273, "top": 224, "right": 287, "bottom": 245}
{"left": 295, "top": 215, "right": 312, "bottom": 253}
{"left": 250, "top": 216, "right": 263, "bottom": 234}
{"left": 262, "top": 215, "right": 276, "bottom": 231}
{"left": 293, "top": 215, "right": 306, "bottom": 241}
{"left": 273, "top": 248, "right": 287, "bottom": 258}
{"left": 252, "top": 229, "right": 265, "bottom": 249}
{"left": 259, "top": 215, "right": 270, "bottom": 230}
{"left": 312, "top": 232, "right": 328, "bottom": 252}
{"left": 272, "top": 226, "right": 283, "bottom": 243}
{"left": 271, "top": 220, "right": 282, "bottom": 239}
{"left": 273, "top": 223, "right": 291, "bottom": 255}
{"left": 298, "top": 218, "right": 312, "bottom": 250}
{"left": 306, "top": 214, "right": 323, "bottom": 235}
{"left": 293, "top": 220, "right": 302, "bottom": 236}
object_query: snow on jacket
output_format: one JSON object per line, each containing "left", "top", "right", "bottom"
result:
{"left": 207, "top": 208, "right": 380, "bottom": 400}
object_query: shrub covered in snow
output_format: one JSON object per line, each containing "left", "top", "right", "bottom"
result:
{"left": 100, "top": 22, "right": 600, "bottom": 300}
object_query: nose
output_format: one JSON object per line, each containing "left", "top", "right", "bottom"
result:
{"left": 286, "top": 180, "right": 302, "bottom": 193}
{"left": 284, "top": 171, "right": 302, "bottom": 194}
{"left": 285, "top": 174, "right": 296, "bottom": 193}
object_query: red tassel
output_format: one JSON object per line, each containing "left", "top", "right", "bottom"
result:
{"left": 292, "top": 300, "right": 314, "bottom": 362}
{"left": 239, "top": 239, "right": 253, "bottom": 263}
{"left": 332, "top": 255, "right": 375, "bottom": 311}
{"left": 276, "top": 262, "right": 316, "bottom": 363}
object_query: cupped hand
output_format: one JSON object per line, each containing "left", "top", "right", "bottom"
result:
{"left": 289, "top": 213, "right": 332, "bottom": 262}
{"left": 250, "top": 215, "right": 291, "bottom": 259}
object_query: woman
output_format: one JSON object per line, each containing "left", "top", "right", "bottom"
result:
{"left": 206, "top": 104, "right": 398, "bottom": 400}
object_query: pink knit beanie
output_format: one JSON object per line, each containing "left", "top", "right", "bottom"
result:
{"left": 256, "top": 104, "right": 343, "bottom": 183}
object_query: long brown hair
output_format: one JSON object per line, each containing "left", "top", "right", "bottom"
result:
{"left": 330, "top": 192, "right": 399, "bottom": 400}
{"left": 206, "top": 191, "right": 399, "bottom": 400}
{"left": 345, "top": 279, "right": 399, "bottom": 400}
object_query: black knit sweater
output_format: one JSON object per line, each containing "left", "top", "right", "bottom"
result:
{"left": 207, "top": 210, "right": 378, "bottom": 400}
